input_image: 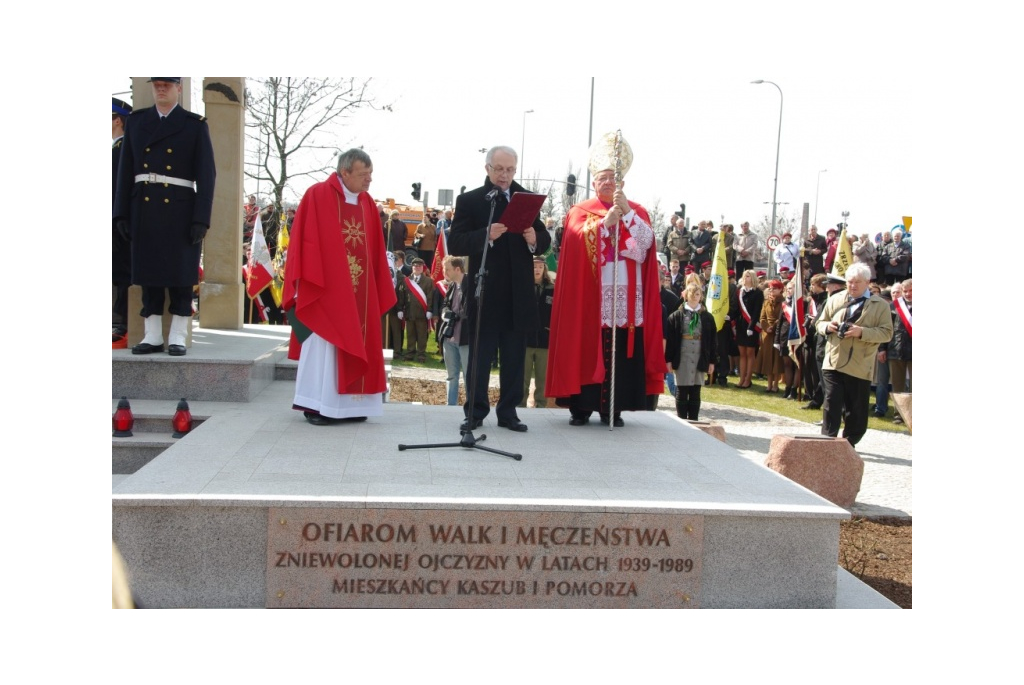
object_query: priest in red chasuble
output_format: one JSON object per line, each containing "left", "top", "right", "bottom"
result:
{"left": 545, "top": 132, "right": 664, "bottom": 427}
{"left": 282, "top": 149, "right": 396, "bottom": 426}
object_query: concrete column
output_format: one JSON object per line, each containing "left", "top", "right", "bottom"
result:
{"left": 199, "top": 77, "right": 245, "bottom": 330}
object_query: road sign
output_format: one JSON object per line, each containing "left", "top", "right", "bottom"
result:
{"left": 767, "top": 234, "right": 781, "bottom": 250}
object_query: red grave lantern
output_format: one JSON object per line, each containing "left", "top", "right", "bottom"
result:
{"left": 113, "top": 397, "right": 134, "bottom": 437}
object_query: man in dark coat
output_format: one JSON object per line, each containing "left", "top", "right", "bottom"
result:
{"left": 803, "top": 224, "right": 828, "bottom": 276}
{"left": 112, "top": 97, "right": 133, "bottom": 349}
{"left": 877, "top": 278, "right": 912, "bottom": 424}
{"left": 689, "top": 220, "right": 713, "bottom": 270}
{"left": 448, "top": 145, "right": 550, "bottom": 433}
{"left": 114, "top": 78, "right": 216, "bottom": 356}
{"left": 386, "top": 210, "right": 408, "bottom": 254}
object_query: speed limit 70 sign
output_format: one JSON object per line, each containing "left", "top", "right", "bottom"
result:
{"left": 767, "top": 234, "right": 781, "bottom": 250}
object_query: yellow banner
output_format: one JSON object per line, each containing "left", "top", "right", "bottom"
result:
{"left": 831, "top": 226, "right": 854, "bottom": 278}
{"left": 705, "top": 232, "right": 730, "bottom": 331}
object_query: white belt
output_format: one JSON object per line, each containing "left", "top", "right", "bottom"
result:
{"left": 135, "top": 173, "right": 195, "bottom": 189}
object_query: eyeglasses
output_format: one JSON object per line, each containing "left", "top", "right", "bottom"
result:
{"left": 487, "top": 164, "right": 516, "bottom": 176}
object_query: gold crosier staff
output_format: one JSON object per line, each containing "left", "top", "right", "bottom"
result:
{"left": 608, "top": 129, "right": 623, "bottom": 431}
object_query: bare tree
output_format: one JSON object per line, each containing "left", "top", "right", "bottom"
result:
{"left": 754, "top": 209, "right": 799, "bottom": 241}
{"left": 646, "top": 197, "right": 668, "bottom": 252}
{"left": 751, "top": 209, "right": 799, "bottom": 263}
{"left": 245, "top": 77, "right": 391, "bottom": 210}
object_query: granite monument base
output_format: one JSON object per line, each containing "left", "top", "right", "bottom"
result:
{"left": 114, "top": 400, "right": 849, "bottom": 609}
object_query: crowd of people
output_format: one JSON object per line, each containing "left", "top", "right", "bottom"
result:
{"left": 115, "top": 88, "right": 910, "bottom": 441}
{"left": 252, "top": 146, "right": 911, "bottom": 439}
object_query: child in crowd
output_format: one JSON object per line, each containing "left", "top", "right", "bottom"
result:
{"left": 665, "top": 284, "right": 718, "bottom": 421}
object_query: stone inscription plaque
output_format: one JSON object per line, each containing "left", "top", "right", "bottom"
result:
{"left": 266, "top": 508, "right": 703, "bottom": 608}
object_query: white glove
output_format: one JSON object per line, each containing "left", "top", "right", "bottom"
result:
{"left": 397, "top": 312, "right": 404, "bottom": 320}
{"left": 746, "top": 329, "right": 754, "bottom": 337}
{"left": 426, "top": 312, "right": 433, "bottom": 320}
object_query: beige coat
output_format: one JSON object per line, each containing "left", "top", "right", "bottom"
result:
{"left": 733, "top": 231, "right": 760, "bottom": 264}
{"left": 816, "top": 292, "right": 893, "bottom": 381}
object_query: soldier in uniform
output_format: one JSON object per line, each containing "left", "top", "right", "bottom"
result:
{"left": 114, "top": 78, "right": 216, "bottom": 356}
{"left": 112, "top": 97, "right": 133, "bottom": 349}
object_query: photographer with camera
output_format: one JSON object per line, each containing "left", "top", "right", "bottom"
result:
{"left": 815, "top": 263, "right": 893, "bottom": 446}
{"left": 438, "top": 256, "right": 471, "bottom": 406}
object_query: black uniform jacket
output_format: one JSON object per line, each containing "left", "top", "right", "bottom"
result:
{"left": 113, "top": 105, "right": 216, "bottom": 287}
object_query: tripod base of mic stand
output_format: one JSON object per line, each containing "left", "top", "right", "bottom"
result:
{"left": 398, "top": 430, "right": 523, "bottom": 461}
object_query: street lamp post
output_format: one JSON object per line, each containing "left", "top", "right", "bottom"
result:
{"left": 521, "top": 109, "right": 534, "bottom": 183}
{"left": 586, "top": 78, "right": 594, "bottom": 199}
{"left": 751, "top": 79, "right": 783, "bottom": 277}
{"left": 815, "top": 168, "right": 828, "bottom": 227}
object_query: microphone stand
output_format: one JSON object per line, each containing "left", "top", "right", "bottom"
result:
{"left": 399, "top": 191, "right": 523, "bottom": 461}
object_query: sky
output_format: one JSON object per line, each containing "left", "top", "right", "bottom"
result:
{"left": 111, "top": 72, "right": 912, "bottom": 242}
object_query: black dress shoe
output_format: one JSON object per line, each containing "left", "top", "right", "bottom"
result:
{"left": 460, "top": 418, "right": 483, "bottom": 433}
{"left": 304, "top": 411, "right": 340, "bottom": 426}
{"left": 802, "top": 402, "right": 822, "bottom": 410}
{"left": 497, "top": 418, "right": 528, "bottom": 432}
{"left": 132, "top": 342, "right": 164, "bottom": 355}
{"left": 339, "top": 416, "right": 367, "bottom": 422}
{"left": 569, "top": 417, "right": 589, "bottom": 426}
{"left": 599, "top": 415, "right": 625, "bottom": 427}
{"left": 168, "top": 344, "right": 186, "bottom": 356}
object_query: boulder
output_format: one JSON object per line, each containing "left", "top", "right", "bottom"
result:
{"left": 764, "top": 435, "right": 864, "bottom": 509}
{"left": 686, "top": 419, "right": 726, "bottom": 443}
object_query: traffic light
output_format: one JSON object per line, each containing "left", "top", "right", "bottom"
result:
{"left": 566, "top": 174, "right": 576, "bottom": 197}
{"left": 678, "top": 203, "right": 686, "bottom": 221}
{"left": 460, "top": 185, "right": 466, "bottom": 196}
{"left": 411, "top": 182, "right": 421, "bottom": 201}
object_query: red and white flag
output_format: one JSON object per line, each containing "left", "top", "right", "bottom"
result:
{"left": 786, "top": 258, "right": 806, "bottom": 359}
{"left": 430, "top": 227, "right": 448, "bottom": 284}
{"left": 246, "top": 212, "right": 274, "bottom": 298}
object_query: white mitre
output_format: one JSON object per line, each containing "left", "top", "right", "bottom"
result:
{"left": 588, "top": 131, "right": 633, "bottom": 178}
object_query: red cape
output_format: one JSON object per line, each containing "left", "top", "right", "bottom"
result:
{"left": 545, "top": 198, "right": 664, "bottom": 399}
{"left": 282, "top": 174, "right": 396, "bottom": 394}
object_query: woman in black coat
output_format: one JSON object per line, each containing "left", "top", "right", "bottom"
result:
{"left": 735, "top": 269, "right": 764, "bottom": 389}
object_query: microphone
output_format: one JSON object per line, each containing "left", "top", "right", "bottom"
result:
{"left": 484, "top": 188, "right": 501, "bottom": 202}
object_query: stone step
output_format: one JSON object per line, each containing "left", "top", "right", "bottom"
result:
{"left": 113, "top": 325, "right": 291, "bottom": 402}
{"left": 112, "top": 435, "right": 172, "bottom": 475}
{"left": 112, "top": 415, "right": 206, "bottom": 475}
{"left": 275, "top": 358, "right": 296, "bottom": 381}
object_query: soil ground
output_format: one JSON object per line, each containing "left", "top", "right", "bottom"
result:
{"left": 389, "top": 376, "right": 912, "bottom": 609}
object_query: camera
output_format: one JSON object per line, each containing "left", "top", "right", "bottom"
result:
{"left": 438, "top": 308, "right": 460, "bottom": 340}
{"left": 837, "top": 321, "right": 852, "bottom": 339}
